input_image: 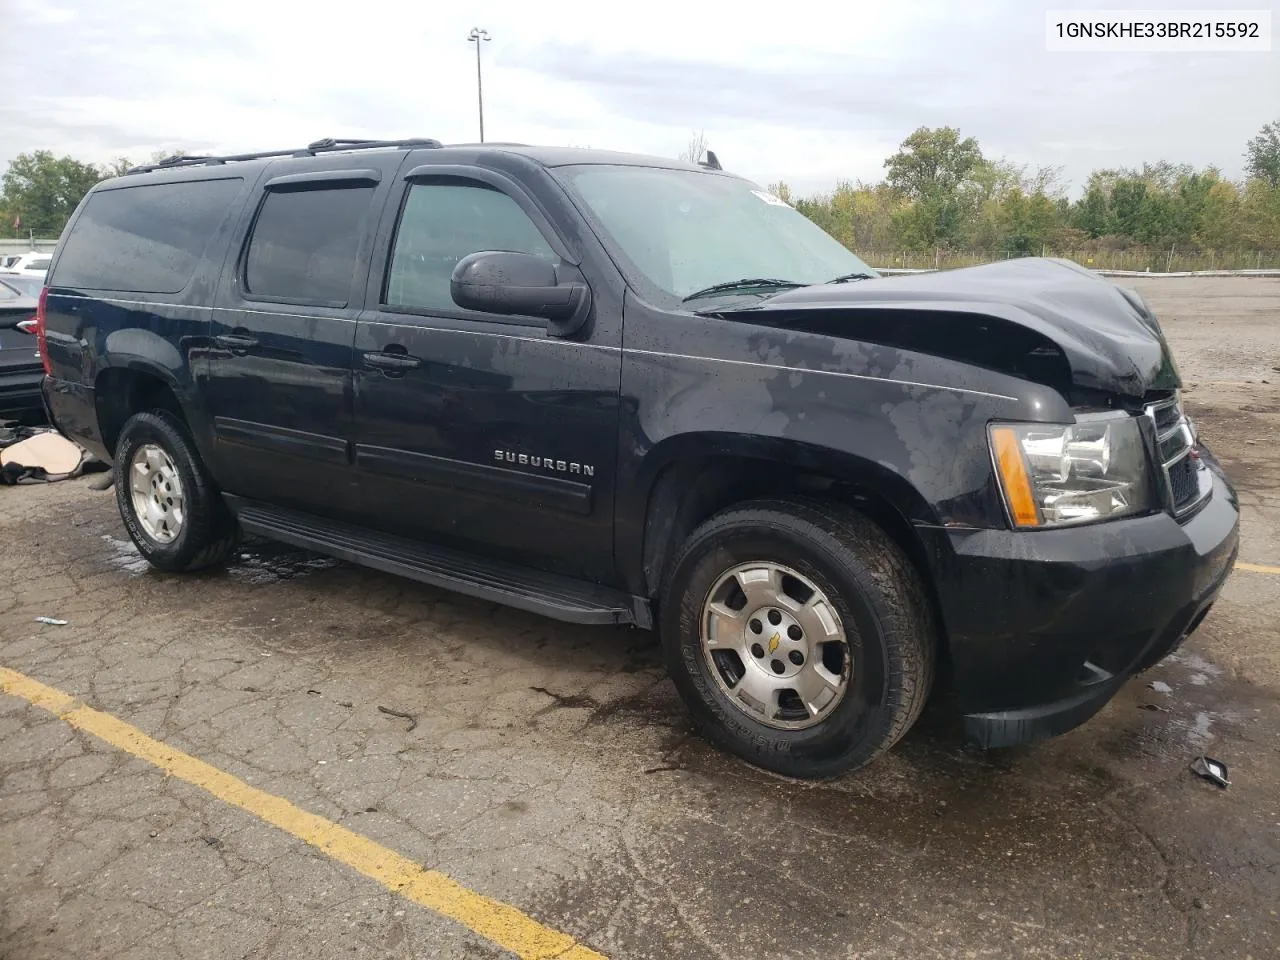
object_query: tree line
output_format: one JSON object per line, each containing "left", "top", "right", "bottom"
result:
{"left": 6, "top": 122, "right": 1280, "bottom": 272}
{"left": 0, "top": 151, "right": 175, "bottom": 238}
{"left": 762, "top": 119, "right": 1280, "bottom": 271}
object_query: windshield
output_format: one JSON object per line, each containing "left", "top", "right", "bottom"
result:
{"left": 555, "top": 164, "right": 876, "bottom": 304}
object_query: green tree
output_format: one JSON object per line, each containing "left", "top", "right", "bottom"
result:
{"left": 1137, "top": 160, "right": 1194, "bottom": 192}
{"left": 1244, "top": 118, "right": 1280, "bottom": 188}
{"left": 1136, "top": 188, "right": 1176, "bottom": 244}
{"left": 1109, "top": 178, "right": 1148, "bottom": 238}
{"left": 884, "top": 127, "right": 983, "bottom": 199}
{"left": 1, "top": 151, "right": 105, "bottom": 236}
{"left": 1196, "top": 180, "right": 1242, "bottom": 249}
{"left": 1240, "top": 179, "right": 1280, "bottom": 248}
{"left": 883, "top": 128, "right": 988, "bottom": 249}
{"left": 1172, "top": 169, "right": 1218, "bottom": 244}
{"left": 1071, "top": 185, "right": 1110, "bottom": 237}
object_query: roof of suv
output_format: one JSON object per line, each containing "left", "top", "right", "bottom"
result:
{"left": 116, "top": 138, "right": 721, "bottom": 180}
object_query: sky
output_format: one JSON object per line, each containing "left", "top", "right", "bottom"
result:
{"left": 1, "top": 0, "right": 1276, "bottom": 198}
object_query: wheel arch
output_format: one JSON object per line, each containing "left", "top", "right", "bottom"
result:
{"left": 93, "top": 358, "right": 207, "bottom": 458}
{"left": 625, "top": 433, "right": 946, "bottom": 617}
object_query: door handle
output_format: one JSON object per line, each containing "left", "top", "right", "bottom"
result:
{"left": 362, "top": 351, "right": 422, "bottom": 372}
{"left": 214, "top": 333, "right": 259, "bottom": 352}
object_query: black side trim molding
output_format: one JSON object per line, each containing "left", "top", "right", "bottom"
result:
{"left": 354, "top": 444, "right": 592, "bottom": 515}
{"left": 224, "top": 496, "right": 649, "bottom": 628}
{"left": 213, "top": 417, "right": 349, "bottom": 465}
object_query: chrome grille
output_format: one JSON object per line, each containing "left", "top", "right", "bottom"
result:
{"left": 1151, "top": 402, "right": 1181, "bottom": 434}
{"left": 1167, "top": 455, "right": 1198, "bottom": 506}
{"left": 1144, "top": 393, "right": 1206, "bottom": 516}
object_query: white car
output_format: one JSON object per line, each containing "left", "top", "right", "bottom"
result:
{"left": 1, "top": 252, "right": 52, "bottom": 278}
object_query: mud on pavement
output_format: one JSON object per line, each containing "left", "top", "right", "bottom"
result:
{"left": 3, "top": 277, "right": 1280, "bottom": 960}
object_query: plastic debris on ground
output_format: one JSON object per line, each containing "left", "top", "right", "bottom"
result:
{"left": 34, "top": 616, "right": 68, "bottom": 626}
{"left": 1190, "top": 756, "right": 1231, "bottom": 788}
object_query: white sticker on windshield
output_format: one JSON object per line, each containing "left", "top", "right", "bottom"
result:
{"left": 751, "top": 190, "right": 792, "bottom": 208}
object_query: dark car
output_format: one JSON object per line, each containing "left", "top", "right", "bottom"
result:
{"left": 35, "top": 138, "right": 1239, "bottom": 778}
{"left": 0, "top": 277, "right": 44, "bottom": 423}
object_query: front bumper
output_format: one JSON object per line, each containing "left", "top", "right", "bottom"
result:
{"left": 918, "top": 452, "right": 1239, "bottom": 748}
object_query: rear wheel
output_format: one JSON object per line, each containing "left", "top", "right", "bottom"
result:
{"left": 661, "top": 498, "right": 935, "bottom": 779}
{"left": 114, "top": 410, "right": 238, "bottom": 572}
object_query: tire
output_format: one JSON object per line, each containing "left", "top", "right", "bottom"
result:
{"left": 114, "top": 410, "right": 239, "bottom": 573}
{"left": 660, "top": 498, "right": 935, "bottom": 779}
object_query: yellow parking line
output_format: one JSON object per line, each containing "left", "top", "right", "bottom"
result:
{"left": 0, "top": 666, "right": 606, "bottom": 960}
{"left": 1237, "top": 561, "right": 1280, "bottom": 575}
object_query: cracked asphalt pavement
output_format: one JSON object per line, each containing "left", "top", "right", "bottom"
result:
{"left": 3, "top": 277, "right": 1279, "bottom": 959}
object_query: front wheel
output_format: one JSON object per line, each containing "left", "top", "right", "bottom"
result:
{"left": 661, "top": 498, "right": 935, "bottom": 779}
{"left": 114, "top": 410, "right": 239, "bottom": 572}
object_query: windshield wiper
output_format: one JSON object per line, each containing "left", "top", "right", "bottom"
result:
{"left": 681, "top": 278, "right": 804, "bottom": 302}
{"left": 826, "top": 271, "right": 876, "bottom": 284}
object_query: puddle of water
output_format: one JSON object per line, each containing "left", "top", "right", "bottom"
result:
{"left": 99, "top": 534, "right": 339, "bottom": 583}
{"left": 1168, "top": 651, "right": 1224, "bottom": 680}
{"left": 100, "top": 535, "right": 150, "bottom": 576}
{"left": 226, "top": 541, "right": 341, "bottom": 584}
{"left": 1179, "top": 710, "right": 1215, "bottom": 749}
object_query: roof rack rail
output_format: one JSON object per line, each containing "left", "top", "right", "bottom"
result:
{"left": 124, "top": 137, "right": 442, "bottom": 175}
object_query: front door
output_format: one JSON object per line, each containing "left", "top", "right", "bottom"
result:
{"left": 352, "top": 170, "right": 621, "bottom": 582}
{"left": 203, "top": 166, "right": 390, "bottom": 518}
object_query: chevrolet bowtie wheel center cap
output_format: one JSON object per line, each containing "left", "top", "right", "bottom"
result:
{"left": 746, "top": 606, "right": 807, "bottom": 679}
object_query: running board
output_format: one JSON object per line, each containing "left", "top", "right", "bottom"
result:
{"left": 224, "top": 497, "right": 649, "bottom": 628}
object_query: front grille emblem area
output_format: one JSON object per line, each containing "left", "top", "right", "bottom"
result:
{"left": 494, "top": 449, "right": 595, "bottom": 478}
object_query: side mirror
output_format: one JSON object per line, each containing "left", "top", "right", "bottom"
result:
{"left": 450, "top": 251, "right": 590, "bottom": 336}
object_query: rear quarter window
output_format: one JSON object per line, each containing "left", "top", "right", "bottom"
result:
{"left": 52, "top": 178, "right": 243, "bottom": 293}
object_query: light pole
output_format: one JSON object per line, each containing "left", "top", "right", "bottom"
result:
{"left": 467, "top": 27, "right": 491, "bottom": 142}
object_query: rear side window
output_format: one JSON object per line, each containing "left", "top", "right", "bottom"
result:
{"left": 53, "top": 178, "right": 242, "bottom": 293}
{"left": 244, "top": 186, "right": 375, "bottom": 304}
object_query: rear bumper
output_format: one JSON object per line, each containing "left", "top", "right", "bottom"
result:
{"left": 42, "top": 375, "right": 109, "bottom": 461}
{"left": 919, "top": 451, "right": 1240, "bottom": 748}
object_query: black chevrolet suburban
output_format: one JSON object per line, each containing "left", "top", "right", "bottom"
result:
{"left": 36, "top": 138, "right": 1239, "bottom": 778}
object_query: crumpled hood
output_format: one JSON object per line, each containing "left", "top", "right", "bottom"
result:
{"left": 733, "top": 257, "right": 1180, "bottom": 400}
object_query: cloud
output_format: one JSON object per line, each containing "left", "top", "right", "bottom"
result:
{"left": 1, "top": 0, "right": 1276, "bottom": 199}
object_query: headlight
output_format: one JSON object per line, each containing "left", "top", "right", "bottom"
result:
{"left": 989, "top": 414, "right": 1153, "bottom": 528}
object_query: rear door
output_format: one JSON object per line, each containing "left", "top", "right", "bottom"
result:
{"left": 203, "top": 160, "right": 394, "bottom": 517}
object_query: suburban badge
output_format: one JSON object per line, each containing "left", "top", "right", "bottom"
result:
{"left": 494, "top": 449, "right": 595, "bottom": 478}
